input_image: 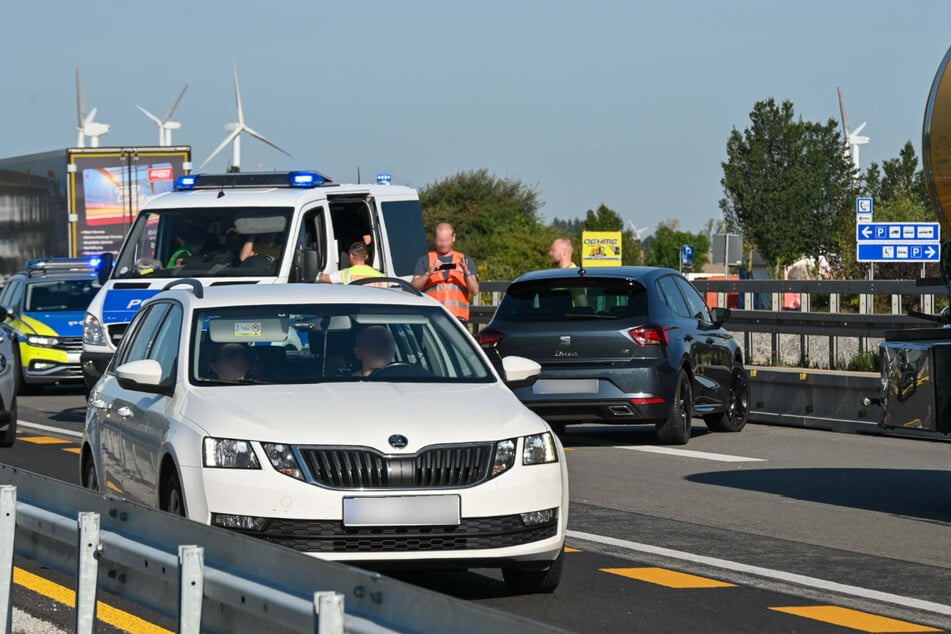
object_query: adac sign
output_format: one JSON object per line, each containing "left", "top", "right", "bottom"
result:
{"left": 581, "top": 231, "right": 622, "bottom": 267}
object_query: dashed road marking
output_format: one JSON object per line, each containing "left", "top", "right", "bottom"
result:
{"left": 14, "top": 567, "right": 171, "bottom": 634}
{"left": 770, "top": 606, "right": 940, "bottom": 633}
{"left": 602, "top": 567, "right": 735, "bottom": 589}
{"left": 614, "top": 446, "right": 765, "bottom": 462}
{"left": 19, "top": 436, "right": 70, "bottom": 446}
{"left": 564, "top": 547, "right": 582, "bottom": 553}
{"left": 567, "top": 529, "right": 951, "bottom": 618}
{"left": 18, "top": 420, "right": 83, "bottom": 438}
{"left": 62, "top": 447, "right": 81, "bottom": 455}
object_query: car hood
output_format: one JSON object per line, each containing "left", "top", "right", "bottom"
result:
{"left": 181, "top": 382, "right": 546, "bottom": 452}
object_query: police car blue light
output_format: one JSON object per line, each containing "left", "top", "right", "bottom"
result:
{"left": 288, "top": 171, "right": 326, "bottom": 188}
{"left": 376, "top": 173, "right": 392, "bottom": 185}
{"left": 174, "top": 175, "right": 198, "bottom": 190}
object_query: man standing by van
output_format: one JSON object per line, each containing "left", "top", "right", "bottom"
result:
{"left": 549, "top": 238, "right": 577, "bottom": 268}
{"left": 321, "top": 242, "right": 383, "bottom": 284}
{"left": 412, "top": 223, "right": 479, "bottom": 322}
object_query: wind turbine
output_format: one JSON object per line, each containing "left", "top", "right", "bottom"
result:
{"left": 627, "top": 221, "right": 649, "bottom": 240}
{"left": 75, "top": 68, "right": 110, "bottom": 148}
{"left": 136, "top": 84, "right": 188, "bottom": 146}
{"left": 200, "top": 63, "right": 291, "bottom": 170}
{"left": 837, "top": 86, "right": 869, "bottom": 174}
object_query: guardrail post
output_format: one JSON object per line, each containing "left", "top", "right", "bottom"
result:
{"left": 76, "top": 512, "right": 101, "bottom": 634}
{"left": 314, "top": 591, "right": 344, "bottom": 634}
{"left": 0, "top": 486, "right": 16, "bottom": 634}
{"left": 178, "top": 545, "right": 204, "bottom": 634}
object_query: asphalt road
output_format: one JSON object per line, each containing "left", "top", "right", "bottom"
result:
{"left": 5, "top": 386, "right": 951, "bottom": 633}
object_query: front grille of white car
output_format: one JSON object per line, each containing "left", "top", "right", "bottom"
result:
{"left": 248, "top": 511, "right": 559, "bottom": 553}
{"left": 298, "top": 443, "right": 493, "bottom": 489}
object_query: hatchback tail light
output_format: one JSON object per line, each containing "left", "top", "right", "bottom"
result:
{"left": 628, "top": 326, "right": 669, "bottom": 346}
{"left": 478, "top": 328, "right": 505, "bottom": 348}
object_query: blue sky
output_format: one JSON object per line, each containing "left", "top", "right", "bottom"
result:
{"left": 2, "top": 1, "right": 949, "bottom": 236}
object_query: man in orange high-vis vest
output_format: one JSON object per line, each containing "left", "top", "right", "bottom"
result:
{"left": 321, "top": 242, "right": 384, "bottom": 286}
{"left": 411, "top": 223, "right": 479, "bottom": 322}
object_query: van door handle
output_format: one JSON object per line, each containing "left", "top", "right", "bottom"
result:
{"left": 116, "top": 406, "right": 133, "bottom": 419}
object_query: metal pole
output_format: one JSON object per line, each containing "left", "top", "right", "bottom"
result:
{"left": 0, "top": 486, "right": 16, "bottom": 634}
{"left": 75, "top": 512, "right": 101, "bottom": 634}
{"left": 178, "top": 545, "right": 204, "bottom": 634}
{"left": 314, "top": 591, "right": 344, "bottom": 634}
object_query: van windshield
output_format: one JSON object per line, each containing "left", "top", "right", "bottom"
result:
{"left": 113, "top": 207, "right": 293, "bottom": 278}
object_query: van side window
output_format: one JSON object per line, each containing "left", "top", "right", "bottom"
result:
{"left": 330, "top": 199, "right": 373, "bottom": 270}
{"left": 295, "top": 206, "right": 327, "bottom": 273}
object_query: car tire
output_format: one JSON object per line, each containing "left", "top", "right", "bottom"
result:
{"left": 81, "top": 453, "right": 98, "bottom": 491}
{"left": 0, "top": 398, "right": 16, "bottom": 447}
{"left": 502, "top": 548, "right": 565, "bottom": 594}
{"left": 657, "top": 369, "right": 691, "bottom": 445}
{"left": 12, "top": 344, "right": 41, "bottom": 396}
{"left": 161, "top": 469, "right": 186, "bottom": 517}
{"left": 704, "top": 366, "right": 750, "bottom": 433}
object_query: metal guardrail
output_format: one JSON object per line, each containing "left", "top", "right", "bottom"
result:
{"left": 0, "top": 466, "right": 560, "bottom": 634}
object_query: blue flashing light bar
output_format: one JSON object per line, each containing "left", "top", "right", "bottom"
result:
{"left": 174, "top": 175, "right": 198, "bottom": 190}
{"left": 288, "top": 171, "right": 326, "bottom": 188}
{"left": 376, "top": 172, "right": 393, "bottom": 185}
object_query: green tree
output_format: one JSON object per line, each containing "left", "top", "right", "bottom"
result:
{"left": 418, "top": 169, "right": 557, "bottom": 280}
{"left": 645, "top": 222, "right": 710, "bottom": 270}
{"left": 720, "top": 98, "right": 856, "bottom": 277}
{"left": 579, "top": 204, "right": 643, "bottom": 265}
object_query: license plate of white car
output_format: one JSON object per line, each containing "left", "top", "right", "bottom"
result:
{"left": 343, "top": 495, "right": 461, "bottom": 527}
{"left": 532, "top": 379, "right": 599, "bottom": 395}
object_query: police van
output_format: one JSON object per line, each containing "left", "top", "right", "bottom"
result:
{"left": 81, "top": 170, "right": 427, "bottom": 393}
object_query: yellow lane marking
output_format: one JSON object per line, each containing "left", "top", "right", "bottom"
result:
{"left": 564, "top": 547, "right": 582, "bottom": 553}
{"left": 563, "top": 447, "right": 576, "bottom": 451}
{"left": 14, "top": 567, "right": 172, "bottom": 634}
{"left": 601, "top": 567, "right": 735, "bottom": 588}
{"left": 19, "top": 436, "right": 70, "bottom": 445}
{"left": 770, "top": 606, "right": 940, "bottom": 633}
{"left": 62, "top": 447, "right": 82, "bottom": 455}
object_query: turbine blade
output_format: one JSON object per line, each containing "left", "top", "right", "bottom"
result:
{"left": 852, "top": 121, "right": 866, "bottom": 136}
{"left": 76, "top": 67, "right": 85, "bottom": 126}
{"left": 243, "top": 126, "right": 292, "bottom": 157}
{"left": 837, "top": 86, "right": 850, "bottom": 139}
{"left": 84, "top": 107, "right": 98, "bottom": 126}
{"left": 136, "top": 105, "right": 162, "bottom": 125}
{"left": 163, "top": 84, "right": 188, "bottom": 122}
{"left": 200, "top": 128, "right": 242, "bottom": 169}
{"left": 233, "top": 62, "right": 244, "bottom": 125}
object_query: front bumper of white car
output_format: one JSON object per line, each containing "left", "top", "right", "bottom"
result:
{"left": 181, "top": 440, "right": 567, "bottom": 566}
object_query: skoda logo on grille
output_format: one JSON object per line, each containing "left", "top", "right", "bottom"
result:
{"left": 388, "top": 434, "right": 409, "bottom": 449}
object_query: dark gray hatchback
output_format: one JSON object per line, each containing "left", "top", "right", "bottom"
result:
{"left": 478, "top": 267, "right": 749, "bottom": 444}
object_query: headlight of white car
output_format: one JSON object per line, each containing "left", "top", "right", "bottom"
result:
{"left": 26, "top": 335, "right": 60, "bottom": 347}
{"left": 491, "top": 439, "right": 517, "bottom": 477}
{"left": 262, "top": 443, "right": 304, "bottom": 480}
{"left": 522, "top": 432, "right": 558, "bottom": 465}
{"left": 82, "top": 312, "right": 106, "bottom": 346}
{"left": 203, "top": 438, "right": 261, "bottom": 469}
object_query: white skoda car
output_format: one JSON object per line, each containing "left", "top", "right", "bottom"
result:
{"left": 81, "top": 280, "right": 568, "bottom": 593}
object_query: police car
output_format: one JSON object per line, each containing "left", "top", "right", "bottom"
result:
{"left": 82, "top": 280, "right": 568, "bottom": 593}
{"left": 0, "top": 258, "right": 101, "bottom": 394}
{"left": 0, "top": 325, "right": 15, "bottom": 446}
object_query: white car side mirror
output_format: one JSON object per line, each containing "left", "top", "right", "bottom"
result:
{"left": 116, "top": 359, "right": 164, "bottom": 388}
{"left": 501, "top": 355, "right": 541, "bottom": 385}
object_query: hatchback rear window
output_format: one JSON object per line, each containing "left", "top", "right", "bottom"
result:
{"left": 495, "top": 279, "right": 648, "bottom": 322}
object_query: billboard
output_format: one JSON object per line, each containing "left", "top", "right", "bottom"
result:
{"left": 581, "top": 231, "right": 622, "bottom": 267}
{"left": 69, "top": 148, "right": 190, "bottom": 256}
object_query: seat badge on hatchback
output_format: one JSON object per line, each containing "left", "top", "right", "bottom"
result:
{"left": 560, "top": 336, "right": 571, "bottom": 346}
{"left": 388, "top": 434, "right": 408, "bottom": 449}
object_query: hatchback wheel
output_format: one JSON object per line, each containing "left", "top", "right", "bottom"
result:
{"left": 502, "top": 548, "right": 565, "bottom": 594}
{"left": 704, "top": 366, "right": 749, "bottom": 433}
{"left": 161, "top": 470, "right": 186, "bottom": 517}
{"left": 81, "top": 455, "right": 98, "bottom": 491}
{"left": 657, "top": 369, "right": 691, "bottom": 445}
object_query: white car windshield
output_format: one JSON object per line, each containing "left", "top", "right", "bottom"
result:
{"left": 191, "top": 304, "right": 494, "bottom": 385}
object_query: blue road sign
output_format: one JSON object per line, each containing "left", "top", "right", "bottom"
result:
{"left": 856, "top": 197, "right": 873, "bottom": 215}
{"left": 857, "top": 243, "right": 940, "bottom": 262}
{"left": 681, "top": 244, "right": 694, "bottom": 265}
{"left": 856, "top": 222, "right": 940, "bottom": 242}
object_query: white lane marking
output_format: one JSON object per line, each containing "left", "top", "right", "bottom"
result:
{"left": 567, "top": 529, "right": 951, "bottom": 617}
{"left": 615, "top": 446, "right": 765, "bottom": 462}
{"left": 17, "top": 420, "right": 83, "bottom": 439}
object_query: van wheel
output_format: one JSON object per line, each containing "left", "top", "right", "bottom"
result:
{"left": 161, "top": 469, "right": 186, "bottom": 517}
{"left": 502, "top": 549, "right": 565, "bottom": 594}
{"left": 0, "top": 398, "right": 16, "bottom": 447}
{"left": 704, "top": 366, "right": 750, "bottom": 433}
{"left": 657, "top": 369, "right": 691, "bottom": 445}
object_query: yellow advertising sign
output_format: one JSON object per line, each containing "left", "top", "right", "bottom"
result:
{"left": 581, "top": 231, "right": 622, "bottom": 267}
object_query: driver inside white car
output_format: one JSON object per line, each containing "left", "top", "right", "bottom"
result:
{"left": 209, "top": 343, "right": 251, "bottom": 381}
{"left": 353, "top": 326, "right": 395, "bottom": 377}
